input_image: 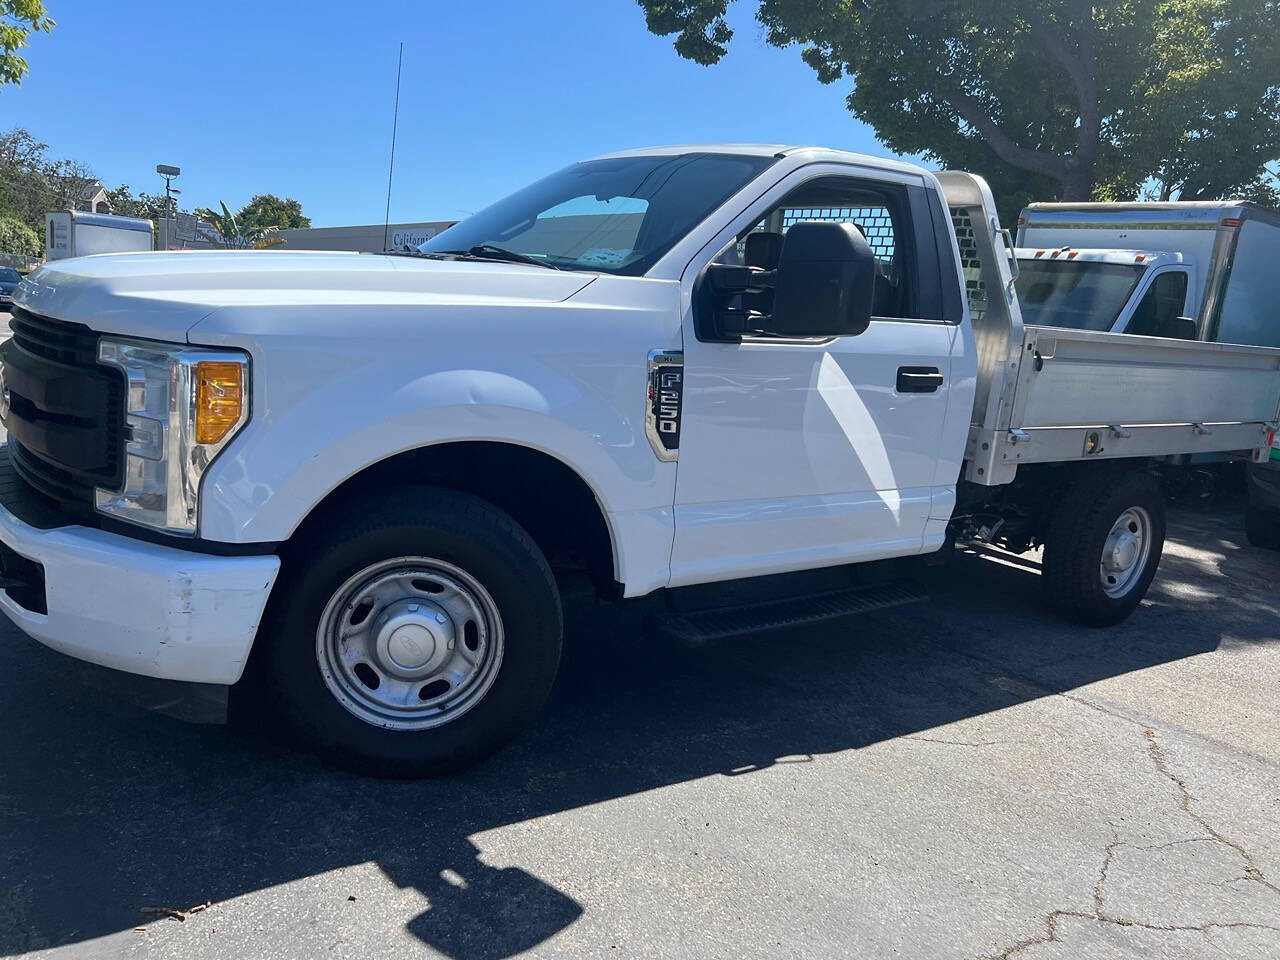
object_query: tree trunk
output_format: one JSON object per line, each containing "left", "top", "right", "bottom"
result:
{"left": 1060, "top": 168, "right": 1094, "bottom": 202}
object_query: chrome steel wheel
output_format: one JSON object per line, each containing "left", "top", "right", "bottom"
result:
{"left": 316, "top": 557, "right": 504, "bottom": 730}
{"left": 1099, "top": 506, "right": 1152, "bottom": 598}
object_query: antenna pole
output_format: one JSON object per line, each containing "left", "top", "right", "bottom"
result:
{"left": 382, "top": 42, "right": 404, "bottom": 253}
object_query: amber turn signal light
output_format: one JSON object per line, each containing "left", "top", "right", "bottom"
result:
{"left": 195, "top": 361, "right": 244, "bottom": 444}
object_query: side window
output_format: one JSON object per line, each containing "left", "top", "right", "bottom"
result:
{"left": 714, "top": 176, "right": 918, "bottom": 320}
{"left": 1126, "top": 270, "right": 1189, "bottom": 338}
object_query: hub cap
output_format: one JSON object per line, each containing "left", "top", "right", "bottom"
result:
{"left": 1099, "top": 507, "right": 1152, "bottom": 598}
{"left": 316, "top": 557, "right": 504, "bottom": 730}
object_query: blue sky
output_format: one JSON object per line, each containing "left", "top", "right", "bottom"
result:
{"left": 6, "top": 1, "right": 907, "bottom": 226}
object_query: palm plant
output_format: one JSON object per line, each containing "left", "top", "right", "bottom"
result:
{"left": 197, "top": 201, "right": 281, "bottom": 249}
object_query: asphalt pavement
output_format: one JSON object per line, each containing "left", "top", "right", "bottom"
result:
{"left": 0, "top": 490, "right": 1278, "bottom": 959}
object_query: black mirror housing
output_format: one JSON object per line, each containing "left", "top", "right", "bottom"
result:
{"left": 704, "top": 263, "right": 774, "bottom": 296}
{"left": 771, "top": 221, "right": 876, "bottom": 337}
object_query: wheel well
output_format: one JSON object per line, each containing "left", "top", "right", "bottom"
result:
{"left": 293, "top": 442, "right": 620, "bottom": 596}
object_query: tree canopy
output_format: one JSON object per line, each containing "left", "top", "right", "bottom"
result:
{"left": 0, "top": 214, "right": 39, "bottom": 257}
{"left": 637, "top": 0, "right": 1280, "bottom": 216}
{"left": 0, "top": 128, "right": 105, "bottom": 250}
{"left": 235, "top": 194, "right": 311, "bottom": 233}
{"left": 104, "top": 185, "right": 174, "bottom": 223}
{"left": 0, "top": 0, "right": 54, "bottom": 89}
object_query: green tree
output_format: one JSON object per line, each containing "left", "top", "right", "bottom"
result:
{"left": 1, "top": 1, "right": 54, "bottom": 89}
{"left": 637, "top": 0, "right": 1280, "bottom": 217}
{"left": 0, "top": 127, "right": 106, "bottom": 237}
{"left": 0, "top": 126, "right": 55, "bottom": 229}
{"left": 43, "top": 156, "right": 98, "bottom": 211}
{"left": 196, "top": 201, "right": 282, "bottom": 249}
{"left": 0, "top": 214, "right": 39, "bottom": 256}
{"left": 105, "top": 185, "right": 175, "bottom": 222}
{"left": 234, "top": 194, "right": 310, "bottom": 234}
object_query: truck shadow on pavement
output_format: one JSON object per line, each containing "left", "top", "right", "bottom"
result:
{"left": 0, "top": 510, "right": 1275, "bottom": 957}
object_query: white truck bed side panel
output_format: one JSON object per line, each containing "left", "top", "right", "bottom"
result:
{"left": 985, "top": 326, "right": 1280, "bottom": 473}
{"left": 1019, "top": 327, "right": 1280, "bottom": 426}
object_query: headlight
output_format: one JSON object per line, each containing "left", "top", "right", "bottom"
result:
{"left": 95, "top": 338, "right": 250, "bottom": 534}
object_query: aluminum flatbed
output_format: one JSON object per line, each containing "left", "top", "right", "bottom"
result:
{"left": 940, "top": 172, "right": 1280, "bottom": 487}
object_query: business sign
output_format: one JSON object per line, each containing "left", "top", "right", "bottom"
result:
{"left": 176, "top": 212, "right": 199, "bottom": 242}
{"left": 388, "top": 227, "right": 438, "bottom": 250}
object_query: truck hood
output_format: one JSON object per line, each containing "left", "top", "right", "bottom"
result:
{"left": 14, "top": 251, "right": 598, "bottom": 342}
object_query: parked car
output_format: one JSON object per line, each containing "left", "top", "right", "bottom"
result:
{"left": 0, "top": 266, "right": 21, "bottom": 312}
{"left": 2, "top": 146, "right": 1279, "bottom": 776}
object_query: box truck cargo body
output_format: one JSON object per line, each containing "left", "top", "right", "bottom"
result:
{"left": 44, "top": 211, "right": 153, "bottom": 261}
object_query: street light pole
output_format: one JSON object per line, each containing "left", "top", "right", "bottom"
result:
{"left": 156, "top": 164, "right": 181, "bottom": 251}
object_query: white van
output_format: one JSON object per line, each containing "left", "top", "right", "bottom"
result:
{"left": 1016, "top": 201, "right": 1280, "bottom": 347}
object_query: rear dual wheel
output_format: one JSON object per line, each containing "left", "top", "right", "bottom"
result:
{"left": 249, "top": 487, "right": 563, "bottom": 777}
{"left": 1042, "top": 472, "right": 1166, "bottom": 627}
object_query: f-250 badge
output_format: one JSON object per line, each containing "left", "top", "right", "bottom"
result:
{"left": 646, "top": 350, "right": 683, "bottom": 462}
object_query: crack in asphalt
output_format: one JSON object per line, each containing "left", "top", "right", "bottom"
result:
{"left": 1142, "top": 727, "right": 1280, "bottom": 900}
{"left": 981, "top": 727, "right": 1280, "bottom": 959}
{"left": 986, "top": 913, "right": 1280, "bottom": 960}
{"left": 903, "top": 736, "right": 1023, "bottom": 748}
{"left": 1091, "top": 828, "right": 1122, "bottom": 919}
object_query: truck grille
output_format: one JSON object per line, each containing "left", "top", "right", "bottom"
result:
{"left": 2, "top": 307, "right": 125, "bottom": 514}
{"left": 10, "top": 309, "right": 100, "bottom": 366}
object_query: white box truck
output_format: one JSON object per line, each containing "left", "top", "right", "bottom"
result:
{"left": 44, "top": 210, "right": 153, "bottom": 261}
{"left": 1014, "top": 201, "right": 1280, "bottom": 347}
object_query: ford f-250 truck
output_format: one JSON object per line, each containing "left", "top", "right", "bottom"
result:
{"left": 3, "top": 146, "right": 1279, "bottom": 776}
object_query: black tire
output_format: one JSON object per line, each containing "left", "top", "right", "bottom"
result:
{"left": 1246, "top": 504, "right": 1280, "bottom": 550}
{"left": 1042, "top": 470, "right": 1166, "bottom": 627}
{"left": 247, "top": 486, "right": 563, "bottom": 777}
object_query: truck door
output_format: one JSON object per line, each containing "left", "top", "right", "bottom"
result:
{"left": 1118, "top": 267, "right": 1194, "bottom": 339}
{"left": 669, "top": 167, "right": 964, "bottom": 587}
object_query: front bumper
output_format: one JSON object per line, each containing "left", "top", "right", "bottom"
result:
{"left": 0, "top": 481, "right": 280, "bottom": 685}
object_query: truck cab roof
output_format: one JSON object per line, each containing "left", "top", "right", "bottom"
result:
{"left": 590, "top": 144, "right": 931, "bottom": 179}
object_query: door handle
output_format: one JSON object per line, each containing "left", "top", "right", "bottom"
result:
{"left": 896, "top": 366, "right": 944, "bottom": 393}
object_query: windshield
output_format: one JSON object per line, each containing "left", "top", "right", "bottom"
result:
{"left": 1015, "top": 259, "right": 1146, "bottom": 330}
{"left": 0, "top": 268, "right": 20, "bottom": 283}
{"left": 420, "top": 153, "right": 776, "bottom": 275}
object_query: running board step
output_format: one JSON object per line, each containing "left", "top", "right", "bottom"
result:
{"left": 652, "top": 581, "right": 927, "bottom": 644}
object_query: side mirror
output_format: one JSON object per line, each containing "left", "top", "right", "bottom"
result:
{"left": 1163, "top": 315, "right": 1198, "bottom": 341}
{"left": 769, "top": 221, "right": 876, "bottom": 337}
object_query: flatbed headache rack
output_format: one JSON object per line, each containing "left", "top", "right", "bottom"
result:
{"left": 938, "top": 171, "right": 1280, "bottom": 488}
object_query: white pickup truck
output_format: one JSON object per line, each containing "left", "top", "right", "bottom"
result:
{"left": 3, "top": 146, "right": 1279, "bottom": 775}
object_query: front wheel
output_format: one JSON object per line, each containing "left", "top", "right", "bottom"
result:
{"left": 248, "top": 487, "right": 563, "bottom": 777}
{"left": 1042, "top": 471, "right": 1166, "bottom": 627}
